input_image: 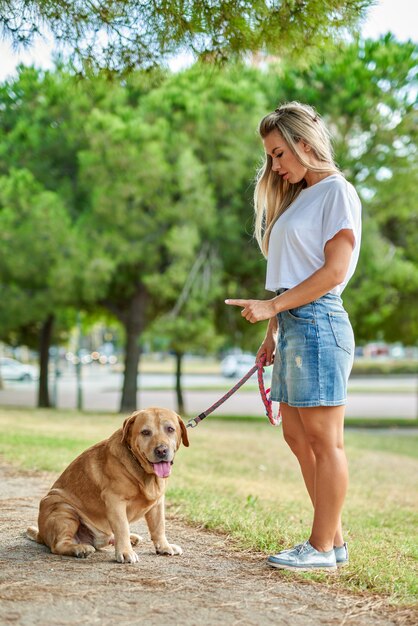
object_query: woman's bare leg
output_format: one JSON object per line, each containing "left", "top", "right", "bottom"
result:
{"left": 281, "top": 403, "right": 345, "bottom": 548}
{"left": 298, "top": 405, "right": 348, "bottom": 552}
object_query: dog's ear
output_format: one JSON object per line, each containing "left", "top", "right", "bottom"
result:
{"left": 177, "top": 415, "right": 189, "bottom": 447}
{"left": 121, "top": 413, "right": 139, "bottom": 445}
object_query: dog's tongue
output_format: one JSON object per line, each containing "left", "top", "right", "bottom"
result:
{"left": 152, "top": 462, "right": 172, "bottom": 478}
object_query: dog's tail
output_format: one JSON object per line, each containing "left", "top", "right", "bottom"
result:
{"left": 26, "top": 526, "right": 44, "bottom": 544}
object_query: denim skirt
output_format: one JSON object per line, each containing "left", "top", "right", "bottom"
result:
{"left": 270, "top": 291, "right": 355, "bottom": 407}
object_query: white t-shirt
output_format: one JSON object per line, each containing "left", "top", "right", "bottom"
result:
{"left": 265, "top": 174, "right": 362, "bottom": 296}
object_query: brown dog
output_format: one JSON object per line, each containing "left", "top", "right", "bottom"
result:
{"left": 27, "top": 407, "right": 189, "bottom": 563}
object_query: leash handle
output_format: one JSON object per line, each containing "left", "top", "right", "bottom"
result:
{"left": 186, "top": 355, "right": 281, "bottom": 428}
{"left": 257, "top": 356, "right": 281, "bottom": 426}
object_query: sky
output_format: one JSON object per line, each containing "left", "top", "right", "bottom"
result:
{"left": 0, "top": 0, "right": 416, "bottom": 82}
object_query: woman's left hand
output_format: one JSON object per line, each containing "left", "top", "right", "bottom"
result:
{"left": 225, "top": 298, "right": 278, "bottom": 323}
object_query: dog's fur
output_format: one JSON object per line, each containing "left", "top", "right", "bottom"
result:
{"left": 27, "top": 407, "right": 189, "bottom": 563}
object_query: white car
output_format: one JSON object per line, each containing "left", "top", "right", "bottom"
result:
{"left": 0, "top": 357, "right": 38, "bottom": 381}
{"left": 221, "top": 354, "right": 257, "bottom": 378}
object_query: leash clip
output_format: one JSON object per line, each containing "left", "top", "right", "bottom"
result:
{"left": 186, "top": 413, "right": 206, "bottom": 429}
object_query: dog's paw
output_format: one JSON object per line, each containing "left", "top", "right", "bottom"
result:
{"left": 156, "top": 543, "right": 183, "bottom": 556}
{"left": 74, "top": 544, "right": 96, "bottom": 559}
{"left": 129, "top": 533, "right": 143, "bottom": 546}
{"left": 115, "top": 548, "right": 139, "bottom": 564}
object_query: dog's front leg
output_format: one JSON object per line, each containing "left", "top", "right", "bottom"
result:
{"left": 145, "top": 496, "right": 182, "bottom": 556}
{"left": 104, "top": 496, "right": 139, "bottom": 564}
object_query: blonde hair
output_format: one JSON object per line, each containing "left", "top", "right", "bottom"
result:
{"left": 254, "top": 101, "right": 339, "bottom": 257}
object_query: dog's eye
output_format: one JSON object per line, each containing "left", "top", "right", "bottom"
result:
{"left": 141, "top": 429, "right": 152, "bottom": 436}
{"left": 167, "top": 426, "right": 175, "bottom": 434}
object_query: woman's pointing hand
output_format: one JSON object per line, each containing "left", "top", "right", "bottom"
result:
{"left": 225, "top": 298, "right": 278, "bottom": 323}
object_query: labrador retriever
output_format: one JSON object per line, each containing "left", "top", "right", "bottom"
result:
{"left": 27, "top": 407, "right": 189, "bottom": 563}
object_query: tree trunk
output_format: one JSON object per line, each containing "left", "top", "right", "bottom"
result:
{"left": 119, "top": 290, "right": 147, "bottom": 414}
{"left": 38, "top": 314, "right": 54, "bottom": 408}
{"left": 175, "top": 351, "right": 185, "bottom": 415}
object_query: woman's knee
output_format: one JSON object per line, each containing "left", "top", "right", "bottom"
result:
{"left": 298, "top": 407, "right": 345, "bottom": 456}
{"left": 283, "top": 427, "right": 312, "bottom": 458}
{"left": 305, "top": 431, "right": 344, "bottom": 459}
{"left": 283, "top": 428, "right": 299, "bottom": 451}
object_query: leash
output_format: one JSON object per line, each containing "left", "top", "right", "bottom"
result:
{"left": 186, "top": 355, "right": 281, "bottom": 429}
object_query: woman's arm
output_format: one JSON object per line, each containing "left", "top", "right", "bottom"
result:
{"left": 226, "top": 229, "right": 355, "bottom": 323}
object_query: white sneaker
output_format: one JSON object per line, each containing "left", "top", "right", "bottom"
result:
{"left": 334, "top": 542, "right": 349, "bottom": 567}
{"left": 267, "top": 540, "right": 337, "bottom": 571}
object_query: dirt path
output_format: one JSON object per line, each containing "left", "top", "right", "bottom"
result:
{"left": 0, "top": 464, "right": 415, "bottom": 626}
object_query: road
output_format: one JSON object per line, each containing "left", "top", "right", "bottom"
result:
{"left": 0, "top": 366, "right": 416, "bottom": 419}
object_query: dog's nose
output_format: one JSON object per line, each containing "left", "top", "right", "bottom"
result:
{"left": 154, "top": 445, "right": 169, "bottom": 460}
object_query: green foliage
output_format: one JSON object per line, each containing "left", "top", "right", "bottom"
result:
{"left": 77, "top": 92, "right": 217, "bottom": 309}
{"left": 0, "top": 168, "right": 78, "bottom": 341}
{"left": 0, "top": 69, "right": 99, "bottom": 352}
{"left": 0, "top": 0, "right": 370, "bottom": 73}
{"left": 0, "top": 169, "right": 70, "bottom": 287}
{"left": 0, "top": 68, "right": 90, "bottom": 214}
{"left": 140, "top": 63, "right": 272, "bottom": 351}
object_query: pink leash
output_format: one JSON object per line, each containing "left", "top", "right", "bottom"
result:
{"left": 186, "top": 355, "right": 281, "bottom": 429}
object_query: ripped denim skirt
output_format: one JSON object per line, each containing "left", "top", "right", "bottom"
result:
{"left": 270, "top": 291, "right": 355, "bottom": 407}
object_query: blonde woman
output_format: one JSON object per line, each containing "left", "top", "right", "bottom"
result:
{"left": 226, "top": 102, "right": 361, "bottom": 571}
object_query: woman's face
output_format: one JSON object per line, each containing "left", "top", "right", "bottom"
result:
{"left": 263, "top": 129, "right": 310, "bottom": 185}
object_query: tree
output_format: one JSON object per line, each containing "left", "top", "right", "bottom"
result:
{"left": 0, "top": 65, "right": 108, "bottom": 214}
{"left": 0, "top": 65, "right": 223, "bottom": 412}
{"left": 77, "top": 98, "right": 216, "bottom": 412}
{"left": 1, "top": 0, "right": 371, "bottom": 72}
{"left": 0, "top": 168, "right": 79, "bottom": 406}
{"left": 0, "top": 66, "right": 102, "bottom": 405}
{"left": 141, "top": 63, "right": 276, "bottom": 354}
{"left": 364, "top": 157, "right": 418, "bottom": 342}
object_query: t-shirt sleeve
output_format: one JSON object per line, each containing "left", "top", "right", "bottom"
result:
{"left": 321, "top": 180, "right": 361, "bottom": 249}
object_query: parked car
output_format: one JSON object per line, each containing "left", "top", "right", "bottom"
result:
{"left": 221, "top": 353, "right": 257, "bottom": 378}
{"left": 363, "top": 342, "right": 390, "bottom": 358}
{"left": 0, "top": 357, "right": 38, "bottom": 381}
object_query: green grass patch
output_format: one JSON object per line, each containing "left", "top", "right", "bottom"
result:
{"left": 137, "top": 384, "right": 415, "bottom": 394}
{"left": 344, "top": 418, "right": 418, "bottom": 429}
{"left": 186, "top": 413, "right": 418, "bottom": 430}
{"left": 0, "top": 408, "right": 416, "bottom": 606}
{"left": 346, "top": 430, "right": 418, "bottom": 459}
{"left": 0, "top": 408, "right": 120, "bottom": 470}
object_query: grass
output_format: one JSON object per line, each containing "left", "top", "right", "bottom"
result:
{"left": 133, "top": 384, "right": 416, "bottom": 394}
{"left": 0, "top": 407, "right": 416, "bottom": 606}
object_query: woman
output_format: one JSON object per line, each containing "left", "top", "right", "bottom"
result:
{"left": 226, "top": 101, "right": 361, "bottom": 571}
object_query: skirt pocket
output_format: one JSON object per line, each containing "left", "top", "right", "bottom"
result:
{"left": 286, "top": 303, "right": 315, "bottom": 324}
{"left": 327, "top": 312, "right": 354, "bottom": 355}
